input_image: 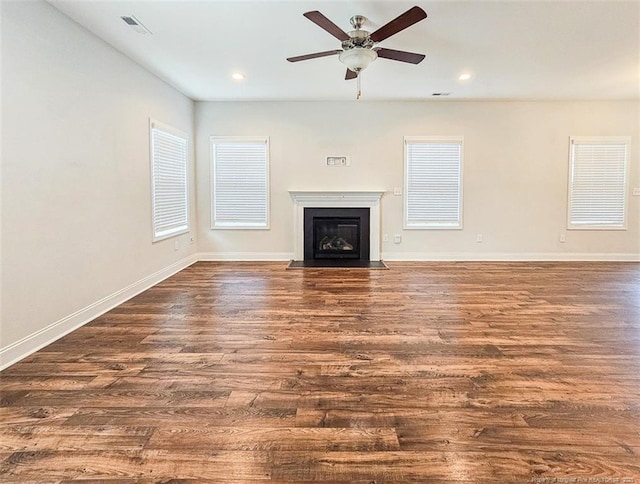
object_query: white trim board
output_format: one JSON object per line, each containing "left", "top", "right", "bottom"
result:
{"left": 199, "top": 251, "right": 640, "bottom": 262}
{"left": 381, "top": 252, "right": 640, "bottom": 262}
{"left": 198, "top": 252, "right": 293, "bottom": 261}
{"left": 0, "top": 254, "right": 198, "bottom": 370}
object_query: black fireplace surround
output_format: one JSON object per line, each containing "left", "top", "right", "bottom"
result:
{"left": 304, "top": 207, "right": 370, "bottom": 262}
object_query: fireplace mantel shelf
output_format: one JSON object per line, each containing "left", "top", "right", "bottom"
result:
{"left": 289, "top": 190, "right": 385, "bottom": 261}
{"left": 289, "top": 190, "right": 386, "bottom": 203}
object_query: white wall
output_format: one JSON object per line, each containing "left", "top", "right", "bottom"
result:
{"left": 196, "top": 101, "right": 639, "bottom": 260}
{"left": 1, "top": 1, "right": 196, "bottom": 366}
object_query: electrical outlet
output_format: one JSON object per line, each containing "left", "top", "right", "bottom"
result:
{"left": 633, "top": 188, "right": 640, "bottom": 196}
{"left": 476, "top": 234, "right": 483, "bottom": 243}
{"left": 394, "top": 235, "right": 402, "bottom": 244}
{"left": 393, "top": 187, "right": 402, "bottom": 196}
{"left": 383, "top": 234, "right": 389, "bottom": 242}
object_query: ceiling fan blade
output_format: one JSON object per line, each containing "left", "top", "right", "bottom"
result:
{"left": 369, "top": 6, "right": 427, "bottom": 42}
{"left": 375, "top": 47, "right": 425, "bottom": 64}
{"left": 345, "top": 69, "right": 357, "bottom": 80}
{"left": 287, "top": 49, "right": 343, "bottom": 63}
{"left": 303, "top": 11, "right": 350, "bottom": 41}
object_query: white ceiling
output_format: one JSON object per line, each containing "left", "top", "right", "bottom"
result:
{"left": 48, "top": 0, "right": 640, "bottom": 102}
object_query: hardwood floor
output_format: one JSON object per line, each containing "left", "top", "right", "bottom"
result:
{"left": 1, "top": 261, "right": 639, "bottom": 482}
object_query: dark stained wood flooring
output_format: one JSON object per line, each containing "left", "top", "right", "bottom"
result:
{"left": 1, "top": 261, "right": 639, "bottom": 482}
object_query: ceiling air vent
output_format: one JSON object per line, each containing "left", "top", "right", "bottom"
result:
{"left": 121, "top": 15, "right": 152, "bottom": 34}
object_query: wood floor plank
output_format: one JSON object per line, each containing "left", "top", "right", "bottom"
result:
{"left": 6, "top": 389, "right": 231, "bottom": 408}
{"left": 0, "top": 450, "right": 274, "bottom": 480}
{"left": 269, "top": 450, "right": 640, "bottom": 481}
{"left": 1, "top": 261, "right": 639, "bottom": 481}
{"left": 145, "top": 427, "right": 401, "bottom": 451}
{"left": 0, "top": 375, "right": 97, "bottom": 391}
{"left": 63, "top": 406, "right": 298, "bottom": 428}
{"left": 0, "top": 361, "right": 147, "bottom": 377}
{"left": 0, "top": 425, "right": 154, "bottom": 452}
{"left": 0, "top": 407, "right": 79, "bottom": 428}
{"left": 396, "top": 425, "right": 640, "bottom": 452}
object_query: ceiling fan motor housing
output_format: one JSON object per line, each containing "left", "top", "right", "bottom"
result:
{"left": 342, "top": 27, "right": 375, "bottom": 50}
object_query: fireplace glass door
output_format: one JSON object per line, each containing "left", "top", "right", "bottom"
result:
{"left": 303, "top": 207, "right": 370, "bottom": 262}
{"left": 313, "top": 217, "right": 360, "bottom": 259}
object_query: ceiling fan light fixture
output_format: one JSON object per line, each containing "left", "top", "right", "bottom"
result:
{"left": 339, "top": 48, "right": 377, "bottom": 72}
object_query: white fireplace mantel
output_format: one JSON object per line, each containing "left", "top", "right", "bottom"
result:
{"left": 289, "top": 190, "right": 385, "bottom": 261}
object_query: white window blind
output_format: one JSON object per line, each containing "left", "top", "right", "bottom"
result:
{"left": 568, "top": 137, "right": 629, "bottom": 230}
{"left": 150, "top": 120, "right": 189, "bottom": 241}
{"left": 211, "top": 137, "right": 269, "bottom": 229}
{"left": 404, "top": 137, "right": 463, "bottom": 229}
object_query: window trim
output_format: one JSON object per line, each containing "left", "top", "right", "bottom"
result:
{"left": 210, "top": 136, "right": 270, "bottom": 230}
{"left": 149, "top": 118, "right": 189, "bottom": 242}
{"left": 403, "top": 136, "right": 464, "bottom": 230}
{"left": 567, "top": 136, "right": 630, "bottom": 231}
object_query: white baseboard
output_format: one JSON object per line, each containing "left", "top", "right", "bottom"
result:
{"left": 0, "top": 254, "right": 198, "bottom": 370}
{"left": 381, "top": 252, "right": 640, "bottom": 262}
{"left": 198, "top": 252, "right": 293, "bottom": 261}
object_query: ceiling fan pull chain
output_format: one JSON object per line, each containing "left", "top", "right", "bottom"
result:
{"left": 357, "top": 72, "right": 361, "bottom": 100}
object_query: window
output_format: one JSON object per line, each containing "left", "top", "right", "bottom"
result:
{"left": 211, "top": 137, "right": 269, "bottom": 229}
{"left": 150, "top": 119, "right": 189, "bottom": 241}
{"left": 568, "top": 136, "right": 629, "bottom": 230}
{"left": 404, "top": 136, "right": 463, "bottom": 229}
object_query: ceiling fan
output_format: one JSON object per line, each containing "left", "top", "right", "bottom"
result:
{"left": 287, "top": 6, "right": 427, "bottom": 98}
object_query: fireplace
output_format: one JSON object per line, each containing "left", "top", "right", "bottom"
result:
{"left": 288, "top": 191, "right": 385, "bottom": 267}
{"left": 304, "top": 208, "right": 370, "bottom": 261}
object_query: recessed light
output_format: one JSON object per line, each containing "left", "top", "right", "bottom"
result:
{"left": 458, "top": 73, "right": 472, "bottom": 81}
{"left": 232, "top": 73, "right": 245, "bottom": 81}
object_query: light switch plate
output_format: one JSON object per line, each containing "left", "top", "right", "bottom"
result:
{"left": 326, "top": 156, "right": 350, "bottom": 166}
